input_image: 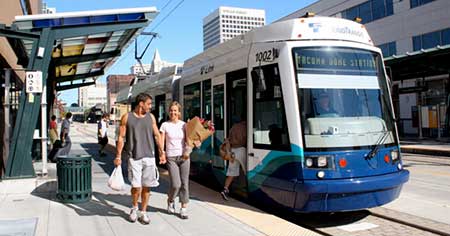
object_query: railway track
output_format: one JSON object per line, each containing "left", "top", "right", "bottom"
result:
{"left": 283, "top": 208, "right": 450, "bottom": 236}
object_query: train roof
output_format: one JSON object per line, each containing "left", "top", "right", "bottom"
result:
{"left": 184, "top": 16, "right": 372, "bottom": 68}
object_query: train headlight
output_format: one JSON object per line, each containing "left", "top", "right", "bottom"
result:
{"left": 305, "top": 158, "right": 313, "bottom": 167}
{"left": 317, "top": 171, "right": 325, "bottom": 179}
{"left": 304, "top": 155, "right": 334, "bottom": 169}
{"left": 391, "top": 150, "right": 399, "bottom": 161}
{"left": 317, "top": 156, "right": 327, "bottom": 167}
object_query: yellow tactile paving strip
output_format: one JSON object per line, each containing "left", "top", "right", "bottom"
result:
{"left": 159, "top": 169, "right": 321, "bottom": 236}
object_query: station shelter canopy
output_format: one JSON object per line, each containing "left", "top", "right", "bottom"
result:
{"left": 13, "top": 7, "right": 158, "bottom": 90}
{"left": 384, "top": 45, "right": 450, "bottom": 81}
{"left": 1, "top": 7, "right": 158, "bottom": 179}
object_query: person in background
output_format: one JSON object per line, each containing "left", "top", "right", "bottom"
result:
{"left": 220, "top": 115, "right": 247, "bottom": 200}
{"left": 160, "top": 101, "right": 190, "bottom": 219}
{"left": 98, "top": 113, "right": 110, "bottom": 156}
{"left": 49, "top": 115, "right": 58, "bottom": 149}
{"left": 59, "top": 112, "right": 72, "bottom": 156}
{"left": 114, "top": 93, "right": 166, "bottom": 225}
{"left": 315, "top": 92, "right": 337, "bottom": 116}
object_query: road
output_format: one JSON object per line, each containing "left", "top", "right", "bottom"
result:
{"left": 384, "top": 153, "right": 450, "bottom": 225}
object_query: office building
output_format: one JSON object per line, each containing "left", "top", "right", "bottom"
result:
{"left": 78, "top": 82, "right": 107, "bottom": 108}
{"left": 203, "top": 6, "right": 265, "bottom": 50}
{"left": 106, "top": 74, "right": 134, "bottom": 114}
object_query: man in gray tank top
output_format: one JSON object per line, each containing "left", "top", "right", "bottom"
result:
{"left": 114, "top": 93, "right": 166, "bottom": 224}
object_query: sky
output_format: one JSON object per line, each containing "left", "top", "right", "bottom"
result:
{"left": 44, "top": 0, "right": 319, "bottom": 104}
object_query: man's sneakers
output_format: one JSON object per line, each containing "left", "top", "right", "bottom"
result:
{"left": 167, "top": 201, "right": 176, "bottom": 214}
{"left": 129, "top": 208, "right": 150, "bottom": 224}
{"left": 220, "top": 188, "right": 230, "bottom": 201}
{"left": 180, "top": 207, "right": 188, "bottom": 219}
{"left": 139, "top": 212, "right": 150, "bottom": 225}
{"left": 129, "top": 207, "right": 139, "bottom": 222}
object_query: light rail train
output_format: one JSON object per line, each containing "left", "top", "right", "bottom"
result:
{"left": 121, "top": 14, "right": 409, "bottom": 212}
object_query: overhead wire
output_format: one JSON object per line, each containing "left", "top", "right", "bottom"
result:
{"left": 113, "top": 0, "right": 186, "bottom": 69}
{"left": 150, "top": 0, "right": 186, "bottom": 31}
{"left": 160, "top": 0, "right": 175, "bottom": 12}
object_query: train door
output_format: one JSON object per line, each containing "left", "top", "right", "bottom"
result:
{"left": 248, "top": 63, "right": 294, "bottom": 206}
{"left": 212, "top": 83, "right": 225, "bottom": 170}
{"left": 200, "top": 79, "right": 214, "bottom": 163}
{"left": 226, "top": 68, "right": 248, "bottom": 198}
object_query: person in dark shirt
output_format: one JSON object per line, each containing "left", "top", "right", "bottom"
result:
{"left": 220, "top": 116, "right": 247, "bottom": 201}
{"left": 316, "top": 93, "right": 337, "bottom": 116}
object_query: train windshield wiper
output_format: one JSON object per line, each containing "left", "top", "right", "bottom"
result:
{"left": 366, "top": 131, "right": 389, "bottom": 159}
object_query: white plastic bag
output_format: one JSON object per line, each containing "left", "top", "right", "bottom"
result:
{"left": 108, "top": 165, "right": 125, "bottom": 191}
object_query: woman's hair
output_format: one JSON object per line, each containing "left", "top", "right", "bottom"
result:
{"left": 51, "top": 115, "right": 56, "bottom": 120}
{"left": 169, "top": 101, "right": 182, "bottom": 118}
{"left": 102, "top": 113, "right": 109, "bottom": 119}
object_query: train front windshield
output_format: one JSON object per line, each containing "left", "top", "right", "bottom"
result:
{"left": 293, "top": 47, "right": 397, "bottom": 150}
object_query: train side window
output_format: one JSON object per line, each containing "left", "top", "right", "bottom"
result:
{"left": 213, "top": 84, "right": 225, "bottom": 160}
{"left": 252, "top": 64, "right": 291, "bottom": 151}
{"left": 183, "top": 82, "right": 201, "bottom": 120}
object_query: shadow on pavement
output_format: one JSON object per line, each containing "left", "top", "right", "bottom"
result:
{"left": 61, "top": 191, "right": 167, "bottom": 219}
{"left": 31, "top": 183, "right": 168, "bottom": 220}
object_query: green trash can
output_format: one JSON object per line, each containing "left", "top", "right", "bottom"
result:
{"left": 56, "top": 155, "right": 92, "bottom": 203}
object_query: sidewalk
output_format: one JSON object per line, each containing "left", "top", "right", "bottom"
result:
{"left": 0, "top": 124, "right": 318, "bottom": 236}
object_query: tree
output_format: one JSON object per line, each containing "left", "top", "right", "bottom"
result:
{"left": 70, "top": 103, "right": 79, "bottom": 107}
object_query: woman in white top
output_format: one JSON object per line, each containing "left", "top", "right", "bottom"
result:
{"left": 159, "top": 101, "right": 189, "bottom": 219}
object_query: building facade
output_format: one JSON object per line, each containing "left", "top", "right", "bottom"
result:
{"left": 130, "top": 63, "right": 151, "bottom": 76}
{"left": 281, "top": 0, "right": 450, "bottom": 139}
{"left": 203, "top": 6, "right": 265, "bottom": 50}
{"left": 130, "top": 49, "right": 182, "bottom": 76}
{"left": 1, "top": 0, "right": 42, "bottom": 177}
{"left": 78, "top": 82, "right": 107, "bottom": 109}
{"left": 106, "top": 74, "right": 134, "bottom": 115}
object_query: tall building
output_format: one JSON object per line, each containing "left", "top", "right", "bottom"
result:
{"left": 281, "top": 0, "right": 450, "bottom": 139}
{"left": 106, "top": 74, "right": 135, "bottom": 113}
{"left": 78, "top": 82, "right": 107, "bottom": 108}
{"left": 203, "top": 6, "right": 265, "bottom": 50}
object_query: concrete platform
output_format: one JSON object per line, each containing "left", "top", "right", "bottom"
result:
{"left": 0, "top": 123, "right": 319, "bottom": 236}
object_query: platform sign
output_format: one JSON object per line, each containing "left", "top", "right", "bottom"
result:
{"left": 26, "top": 71, "right": 43, "bottom": 93}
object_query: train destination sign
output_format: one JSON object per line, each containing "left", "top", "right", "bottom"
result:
{"left": 293, "top": 47, "right": 378, "bottom": 76}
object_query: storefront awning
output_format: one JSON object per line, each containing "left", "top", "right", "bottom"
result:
{"left": 384, "top": 45, "right": 450, "bottom": 81}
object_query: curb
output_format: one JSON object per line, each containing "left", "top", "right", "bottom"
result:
{"left": 401, "top": 147, "right": 450, "bottom": 157}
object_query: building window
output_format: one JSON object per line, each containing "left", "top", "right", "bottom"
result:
{"left": 413, "top": 28, "right": 450, "bottom": 51}
{"left": 378, "top": 41, "right": 397, "bottom": 57}
{"left": 410, "top": 0, "right": 435, "bottom": 8}
{"left": 342, "top": 0, "right": 393, "bottom": 23}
